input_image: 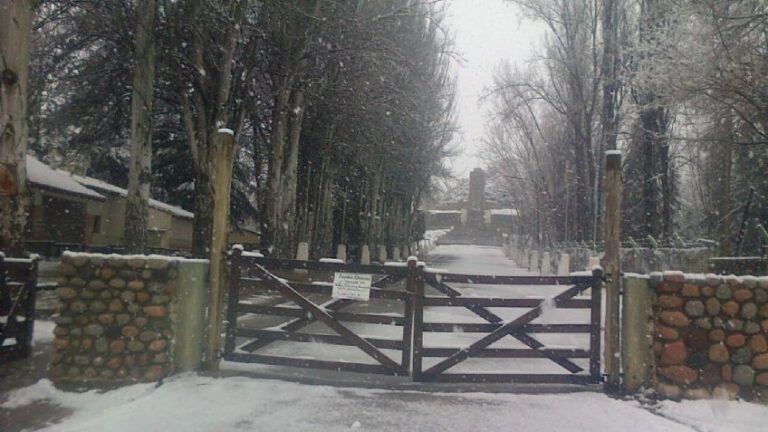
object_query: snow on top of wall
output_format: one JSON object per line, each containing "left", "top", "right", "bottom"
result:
{"left": 67, "top": 172, "right": 194, "bottom": 220}
{"left": 62, "top": 251, "right": 208, "bottom": 263}
{"left": 26, "top": 155, "right": 106, "bottom": 200}
{"left": 218, "top": 128, "right": 235, "bottom": 136}
{"left": 490, "top": 208, "right": 519, "bottom": 216}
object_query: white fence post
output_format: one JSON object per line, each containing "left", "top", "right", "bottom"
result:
{"left": 336, "top": 244, "right": 347, "bottom": 263}
{"left": 360, "top": 245, "right": 371, "bottom": 265}
{"left": 557, "top": 253, "right": 570, "bottom": 275}
{"left": 541, "top": 252, "right": 552, "bottom": 274}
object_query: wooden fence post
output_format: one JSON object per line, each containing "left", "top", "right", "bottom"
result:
{"left": 205, "top": 130, "right": 237, "bottom": 370}
{"left": 603, "top": 150, "right": 622, "bottom": 389}
{"left": 410, "top": 260, "right": 425, "bottom": 381}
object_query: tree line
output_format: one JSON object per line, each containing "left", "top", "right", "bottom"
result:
{"left": 0, "top": 0, "right": 456, "bottom": 258}
{"left": 482, "top": 0, "right": 767, "bottom": 256}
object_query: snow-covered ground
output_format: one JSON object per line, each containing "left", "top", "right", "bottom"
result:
{"left": 5, "top": 373, "right": 768, "bottom": 432}
{"left": 5, "top": 245, "right": 767, "bottom": 431}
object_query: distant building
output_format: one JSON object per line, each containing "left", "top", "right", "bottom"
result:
{"left": 23, "top": 155, "right": 259, "bottom": 254}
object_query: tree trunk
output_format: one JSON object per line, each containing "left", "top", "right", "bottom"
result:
{"left": 279, "top": 89, "right": 305, "bottom": 256}
{"left": 124, "top": 0, "right": 156, "bottom": 253}
{"left": 0, "top": 0, "right": 34, "bottom": 254}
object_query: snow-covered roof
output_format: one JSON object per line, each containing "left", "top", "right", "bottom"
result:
{"left": 67, "top": 173, "right": 194, "bottom": 220}
{"left": 490, "top": 208, "right": 519, "bottom": 216}
{"left": 26, "top": 156, "right": 106, "bottom": 200}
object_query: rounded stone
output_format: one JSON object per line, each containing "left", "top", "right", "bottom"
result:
{"left": 127, "top": 280, "right": 145, "bottom": 291}
{"left": 749, "top": 335, "right": 768, "bottom": 353}
{"left": 732, "top": 347, "right": 753, "bottom": 364}
{"left": 92, "top": 356, "right": 105, "bottom": 367}
{"left": 70, "top": 327, "right": 82, "bottom": 336}
{"left": 109, "top": 340, "right": 126, "bottom": 354}
{"left": 701, "top": 285, "right": 715, "bottom": 297}
{"left": 734, "top": 289, "right": 754, "bottom": 302}
{"left": 70, "top": 301, "right": 87, "bottom": 313}
{"left": 136, "top": 292, "right": 151, "bottom": 303}
{"left": 100, "top": 369, "right": 115, "bottom": 379}
{"left": 57, "top": 287, "right": 78, "bottom": 300}
{"left": 754, "top": 353, "right": 768, "bottom": 370}
{"left": 709, "top": 329, "right": 725, "bottom": 342}
{"left": 681, "top": 284, "right": 700, "bottom": 297}
{"left": 134, "top": 317, "right": 149, "bottom": 327}
{"left": 54, "top": 316, "right": 73, "bottom": 325}
{"left": 722, "top": 301, "right": 740, "bottom": 317}
{"left": 685, "top": 328, "right": 710, "bottom": 352}
{"left": 100, "top": 267, "right": 116, "bottom": 280}
{"left": 694, "top": 318, "right": 712, "bottom": 330}
{"left": 658, "top": 295, "right": 684, "bottom": 309}
{"left": 127, "top": 340, "right": 145, "bottom": 352}
{"left": 54, "top": 326, "right": 69, "bottom": 337}
{"left": 147, "top": 258, "right": 169, "bottom": 271}
{"left": 88, "top": 280, "right": 107, "bottom": 290}
{"left": 716, "top": 285, "right": 733, "bottom": 300}
{"left": 757, "top": 372, "right": 768, "bottom": 386}
{"left": 656, "top": 324, "right": 679, "bottom": 341}
{"left": 725, "top": 319, "right": 744, "bottom": 331}
{"left": 58, "top": 264, "right": 77, "bottom": 277}
{"left": 127, "top": 304, "right": 141, "bottom": 314}
{"left": 745, "top": 321, "right": 761, "bottom": 335}
{"left": 661, "top": 340, "right": 687, "bottom": 365}
{"left": 685, "top": 300, "right": 705, "bottom": 317}
{"left": 143, "top": 306, "right": 168, "bottom": 318}
{"left": 139, "top": 331, "right": 159, "bottom": 342}
{"left": 709, "top": 343, "right": 729, "bottom": 362}
{"left": 122, "top": 326, "right": 140, "bottom": 338}
{"left": 128, "top": 258, "right": 146, "bottom": 269}
{"left": 97, "top": 314, "right": 114, "bottom": 325}
{"left": 99, "top": 290, "right": 113, "bottom": 300}
{"left": 120, "top": 291, "right": 136, "bottom": 304}
{"left": 141, "top": 270, "right": 154, "bottom": 280}
{"left": 741, "top": 302, "right": 758, "bottom": 320}
{"left": 89, "top": 301, "right": 106, "bottom": 313}
{"left": 109, "top": 278, "right": 126, "bottom": 289}
{"left": 115, "top": 314, "right": 131, "bottom": 326}
{"left": 655, "top": 382, "right": 681, "bottom": 398}
{"left": 74, "top": 355, "right": 91, "bottom": 366}
{"left": 53, "top": 338, "right": 69, "bottom": 351}
{"left": 659, "top": 365, "right": 698, "bottom": 385}
{"left": 733, "top": 365, "right": 755, "bottom": 386}
{"left": 108, "top": 299, "right": 124, "bottom": 313}
{"left": 107, "top": 357, "right": 122, "bottom": 369}
{"left": 760, "top": 304, "right": 768, "bottom": 318}
{"left": 94, "top": 337, "right": 108, "bottom": 353}
{"left": 726, "top": 333, "right": 746, "bottom": 348}
{"left": 754, "top": 289, "right": 768, "bottom": 305}
{"left": 79, "top": 289, "right": 96, "bottom": 300}
{"left": 67, "top": 366, "right": 81, "bottom": 377}
{"left": 149, "top": 339, "right": 168, "bottom": 352}
{"left": 713, "top": 317, "right": 724, "bottom": 329}
{"left": 722, "top": 364, "right": 733, "bottom": 381}
{"left": 705, "top": 298, "right": 721, "bottom": 316}
{"left": 144, "top": 365, "right": 165, "bottom": 381}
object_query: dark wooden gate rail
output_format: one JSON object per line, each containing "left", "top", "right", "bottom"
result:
{"left": 412, "top": 267, "right": 604, "bottom": 383}
{"left": 0, "top": 254, "right": 39, "bottom": 363}
{"left": 223, "top": 250, "right": 415, "bottom": 375}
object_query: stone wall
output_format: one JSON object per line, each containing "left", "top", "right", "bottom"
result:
{"left": 650, "top": 272, "right": 768, "bottom": 400}
{"left": 51, "top": 253, "right": 189, "bottom": 382}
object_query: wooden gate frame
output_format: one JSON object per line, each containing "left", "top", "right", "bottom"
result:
{"left": 0, "top": 254, "right": 39, "bottom": 363}
{"left": 223, "top": 249, "right": 415, "bottom": 375}
{"left": 411, "top": 266, "right": 604, "bottom": 383}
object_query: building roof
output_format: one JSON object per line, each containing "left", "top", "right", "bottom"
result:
{"left": 26, "top": 155, "right": 106, "bottom": 201}
{"left": 67, "top": 173, "right": 194, "bottom": 220}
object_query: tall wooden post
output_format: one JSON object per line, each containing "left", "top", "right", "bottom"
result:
{"left": 205, "top": 130, "right": 237, "bottom": 370}
{"left": 603, "top": 150, "right": 622, "bottom": 389}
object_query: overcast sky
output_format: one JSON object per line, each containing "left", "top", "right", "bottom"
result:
{"left": 444, "top": 0, "right": 545, "bottom": 177}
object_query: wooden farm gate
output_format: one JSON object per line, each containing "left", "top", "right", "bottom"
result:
{"left": 412, "top": 268, "right": 604, "bottom": 383}
{"left": 223, "top": 250, "right": 415, "bottom": 375}
{"left": 0, "top": 254, "right": 39, "bottom": 363}
{"left": 224, "top": 251, "right": 604, "bottom": 384}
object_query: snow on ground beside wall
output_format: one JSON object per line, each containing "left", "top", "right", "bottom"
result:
{"left": 652, "top": 399, "right": 768, "bottom": 432}
{"left": 9, "top": 374, "right": 764, "bottom": 432}
{"left": 33, "top": 320, "right": 56, "bottom": 345}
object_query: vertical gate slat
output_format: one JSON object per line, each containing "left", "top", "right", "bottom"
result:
{"left": 411, "top": 265, "right": 425, "bottom": 381}
{"left": 589, "top": 268, "right": 604, "bottom": 382}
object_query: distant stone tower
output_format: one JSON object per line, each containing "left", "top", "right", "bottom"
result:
{"left": 467, "top": 168, "right": 486, "bottom": 226}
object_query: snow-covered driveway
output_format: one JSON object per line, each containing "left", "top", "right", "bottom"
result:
{"left": 424, "top": 244, "right": 533, "bottom": 275}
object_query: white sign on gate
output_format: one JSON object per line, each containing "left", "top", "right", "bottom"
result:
{"left": 332, "top": 272, "right": 372, "bottom": 301}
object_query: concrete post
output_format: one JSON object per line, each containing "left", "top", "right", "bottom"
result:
{"left": 410, "top": 242, "right": 418, "bottom": 257}
{"left": 541, "top": 252, "right": 552, "bottom": 274}
{"left": 360, "top": 245, "right": 371, "bottom": 265}
{"left": 557, "top": 253, "right": 570, "bottom": 275}
{"left": 174, "top": 260, "right": 210, "bottom": 372}
{"left": 622, "top": 277, "right": 653, "bottom": 393}
{"left": 336, "top": 244, "right": 347, "bottom": 263}
{"left": 393, "top": 246, "right": 401, "bottom": 261}
{"left": 378, "top": 245, "right": 387, "bottom": 263}
{"left": 520, "top": 248, "right": 529, "bottom": 267}
{"left": 296, "top": 242, "right": 309, "bottom": 261}
{"left": 529, "top": 251, "right": 539, "bottom": 273}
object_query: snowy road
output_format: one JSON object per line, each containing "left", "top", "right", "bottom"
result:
{"left": 424, "top": 244, "right": 533, "bottom": 275}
